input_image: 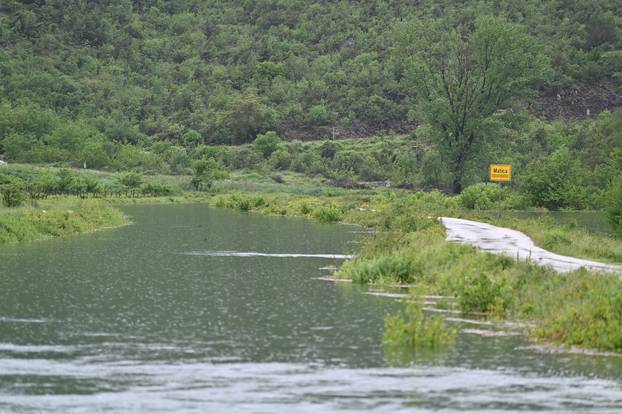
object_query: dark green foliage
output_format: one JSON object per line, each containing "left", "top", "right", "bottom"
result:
{"left": 119, "top": 172, "right": 144, "bottom": 195}
{"left": 0, "top": 1, "right": 620, "bottom": 207}
{"left": 0, "top": 174, "right": 27, "bottom": 207}
{"left": 606, "top": 178, "right": 622, "bottom": 236}
{"left": 459, "top": 183, "right": 505, "bottom": 210}
{"left": 312, "top": 205, "right": 343, "bottom": 223}
{"left": 319, "top": 141, "right": 339, "bottom": 159}
{"left": 459, "top": 272, "right": 509, "bottom": 314}
{"left": 520, "top": 147, "right": 590, "bottom": 209}
{"left": 191, "top": 158, "right": 228, "bottom": 191}
{"left": 394, "top": 16, "right": 550, "bottom": 193}
{"left": 140, "top": 182, "right": 177, "bottom": 197}
{"left": 346, "top": 254, "right": 421, "bottom": 285}
{"left": 253, "top": 132, "right": 281, "bottom": 159}
{"left": 0, "top": 0, "right": 620, "bottom": 147}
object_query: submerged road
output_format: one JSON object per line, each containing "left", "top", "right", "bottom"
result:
{"left": 439, "top": 217, "right": 622, "bottom": 274}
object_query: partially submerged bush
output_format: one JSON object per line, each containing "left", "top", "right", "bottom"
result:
{"left": 532, "top": 270, "right": 622, "bottom": 351}
{"left": 213, "top": 192, "right": 265, "bottom": 211}
{"left": 384, "top": 301, "right": 457, "bottom": 349}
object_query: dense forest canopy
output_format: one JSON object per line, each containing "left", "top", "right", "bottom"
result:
{"left": 1, "top": 0, "right": 621, "bottom": 144}
{"left": 0, "top": 0, "right": 621, "bottom": 209}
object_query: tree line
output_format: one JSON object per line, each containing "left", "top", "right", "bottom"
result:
{"left": 0, "top": 0, "right": 620, "bottom": 145}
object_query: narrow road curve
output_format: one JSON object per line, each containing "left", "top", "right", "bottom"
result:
{"left": 439, "top": 217, "right": 622, "bottom": 274}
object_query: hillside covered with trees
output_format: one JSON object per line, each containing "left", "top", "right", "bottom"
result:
{"left": 0, "top": 0, "right": 621, "bottom": 214}
{"left": 2, "top": 0, "right": 621, "bottom": 140}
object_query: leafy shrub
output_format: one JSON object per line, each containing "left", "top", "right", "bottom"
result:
{"left": 291, "top": 152, "right": 326, "bottom": 175}
{"left": 540, "top": 228, "right": 572, "bottom": 249}
{"left": 215, "top": 193, "right": 265, "bottom": 212}
{"left": 312, "top": 205, "right": 343, "bottom": 223}
{"left": 459, "top": 183, "right": 505, "bottom": 210}
{"left": 56, "top": 169, "right": 75, "bottom": 193}
{"left": 269, "top": 149, "right": 291, "bottom": 170}
{"left": 30, "top": 173, "right": 56, "bottom": 198}
{"left": 191, "top": 158, "right": 229, "bottom": 190}
{"left": 521, "top": 147, "right": 590, "bottom": 209}
{"left": 0, "top": 175, "right": 27, "bottom": 207}
{"left": 253, "top": 131, "right": 281, "bottom": 158}
{"left": 118, "top": 172, "right": 143, "bottom": 195}
{"left": 112, "top": 145, "right": 167, "bottom": 173}
{"left": 140, "top": 182, "right": 177, "bottom": 196}
{"left": 503, "top": 192, "right": 530, "bottom": 210}
{"left": 606, "top": 178, "right": 622, "bottom": 236}
{"left": 458, "top": 272, "right": 509, "bottom": 314}
{"left": 534, "top": 277, "right": 622, "bottom": 351}
{"left": 318, "top": 140, "right": 339, "bottom": 159}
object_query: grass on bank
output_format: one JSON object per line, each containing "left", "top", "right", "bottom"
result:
{"left": 0, "top": 197, "right": 127, "bottom": 244}
{"left": 334, "top": 195, "right": 622, "bottom": 352}
{"left": 191, "top": 187, "right": 622, "bottom": 351}
{"left": 485, "top": 215, "right": 622, "bottom": 263}
{"left": 1, "top": 174, "right": 621, "bottom": 352}
{"left": 384, "top": 301, "right": 458, "bottom": 350}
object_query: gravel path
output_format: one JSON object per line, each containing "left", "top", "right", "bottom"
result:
{"left": 439, "top": 217, "right": 622, "bottom": 274}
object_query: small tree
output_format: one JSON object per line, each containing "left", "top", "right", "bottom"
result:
{"left": 28, "top": 173, "right": 56, "bottom": 199}
{"left": 56, "top": 169, "right": 75, "bottom": 194}
{"left": 521, "top": 147, "right": 589, "bottom": 210}
{"left": 394, "top": 16, "right": 549, "bottom": 193}
{"left": 253, "top": 131, "right": 281, "bottom": 159}
{"left": 0, "top": 174, "right": 27, "bottom": 207}
{"left": 607, "top": 178, "right": 622, "bottom": 236}
{"left": 191, "top": 158, "right": 228, "bottom": 191}
{"left": 119, "top": 172, "right": 143, "bottom": 197}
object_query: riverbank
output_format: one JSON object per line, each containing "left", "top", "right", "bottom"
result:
{"left": 187, "top": 188, "right": 622, "bottom": 352}
{"left": 3, "top": 174, "right": 621, "bottom": 352}
{"left": 0, "top": 198, "right": 128, "bottom": 244}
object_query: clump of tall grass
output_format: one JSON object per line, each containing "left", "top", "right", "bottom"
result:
{"left": 341, "top": 253, "right": 422, "bottom": 284}
{"left": 212, "top": 192, "right": 265, "bottom": 211}
{"left": 312, "top": 205, "right": 343, "bottom": 223}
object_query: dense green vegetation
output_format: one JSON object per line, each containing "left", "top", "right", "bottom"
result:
{"left": 331, "top": 192, "right": 622, "bottom": 352}
{"left": 384, "top": 301, "right": 457, "bottom": 350}
{"left": 0, "top": 198, "right": 127, "bottom": 244}
{"left": 1, "top": 1, "right": 621, "bottom": 207}
{"left": 2, "top": 0, "right": 621, "bottom": 142}
{"left": 2, "top": 163, "right": 622, "bottom": 259}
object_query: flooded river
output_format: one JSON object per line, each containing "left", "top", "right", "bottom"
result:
{"left": 1, "top": 205, "right": 621, "bottom": 413}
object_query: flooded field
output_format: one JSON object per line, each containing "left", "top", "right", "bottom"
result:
{"left": 1, "top": 205, "right": 621, "bottom": 413}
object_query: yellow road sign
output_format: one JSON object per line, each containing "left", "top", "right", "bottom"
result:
{"left": 490, "top": 164, "right": 512, "bottom": 182}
